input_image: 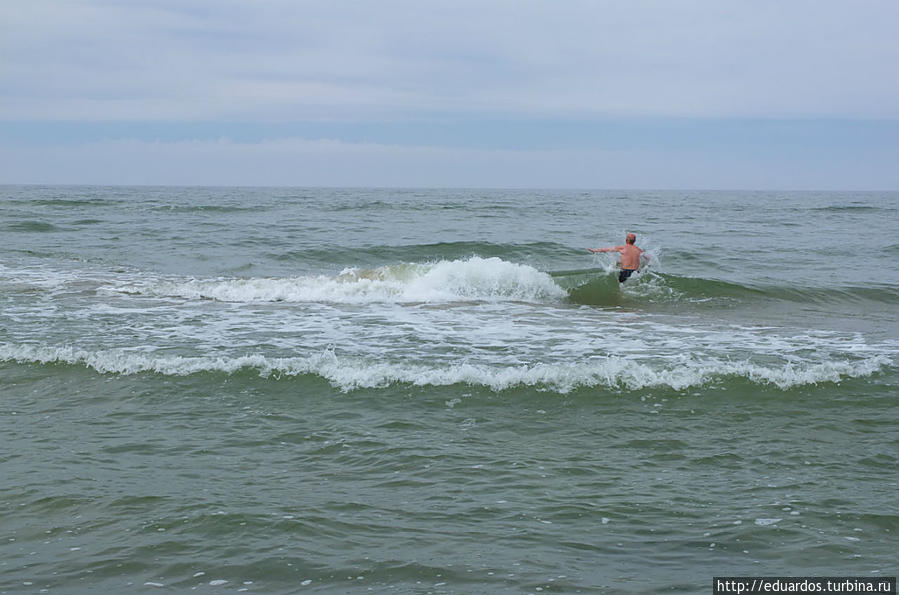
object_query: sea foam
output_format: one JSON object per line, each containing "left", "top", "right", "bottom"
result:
{"left": 107, "top": 257, "right": 567, "bottom": 304}
{"left": 0, "top": 343, "right": 890, "bottom": 393}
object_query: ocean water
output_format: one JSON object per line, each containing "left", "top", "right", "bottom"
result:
{"left": 1, "top": 185, "right": 897, "bottom": 594}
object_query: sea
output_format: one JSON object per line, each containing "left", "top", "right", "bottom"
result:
{"left": 1, "top": 185, "right": 897, "bottom": 594}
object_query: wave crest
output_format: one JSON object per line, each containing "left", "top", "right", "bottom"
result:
{"left": 1, "top": 344, "right": 889, "bottom": 393}
{"left": 109, "top": 257, "right": 567, "bottom": 304}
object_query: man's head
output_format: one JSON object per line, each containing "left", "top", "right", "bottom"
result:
{"left": 626, "top": 233, "right": 636, "bottom": 245}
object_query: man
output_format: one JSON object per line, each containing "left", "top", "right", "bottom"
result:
{"left": 589, "top": 233, "right": 647, "bottom": 283}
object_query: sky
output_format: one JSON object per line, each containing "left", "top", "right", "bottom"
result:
{"left": 1, "top": 0, "right": 898, "bottom": 189}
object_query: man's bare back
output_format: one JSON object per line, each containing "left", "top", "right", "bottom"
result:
{"left": 588, "top": 233, "right": 647, "bottom": 282}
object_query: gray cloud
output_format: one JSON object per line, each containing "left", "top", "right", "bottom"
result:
{"left": 3, "top": 0, "right": 898, "bottom": 121}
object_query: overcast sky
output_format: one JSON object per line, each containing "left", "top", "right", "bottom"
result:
{"left": 2, "top": 0, "right": 898, "bottom": 189}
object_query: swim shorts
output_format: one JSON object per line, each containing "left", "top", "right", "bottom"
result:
{"left": 618, "top": 268, "right": 637, "bottom": 283}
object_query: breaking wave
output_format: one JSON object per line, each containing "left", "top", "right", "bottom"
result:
{"left": 0, "top": 344, "right": 891, "bottom": 393}
{"left": 108, "top": 257, "right": 567, "bottom": 304}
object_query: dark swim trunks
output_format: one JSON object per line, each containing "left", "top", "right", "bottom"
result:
{"left": 618, "top": 268, "right": 638, "bottom": 283}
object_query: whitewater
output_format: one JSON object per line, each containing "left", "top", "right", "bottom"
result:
{"left": 2, "top": 255, "right": 893, "bottom": 393}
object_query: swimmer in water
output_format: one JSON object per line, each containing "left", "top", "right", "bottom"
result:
{"left": 588, "top": 233, "right": 648, "bottom": 283}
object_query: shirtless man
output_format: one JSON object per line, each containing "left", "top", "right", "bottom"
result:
{"left": 588, "top": 233, "right": 647, "bottom": 283}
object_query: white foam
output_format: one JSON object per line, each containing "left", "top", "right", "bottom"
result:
{"left": 0, "top": 263, "right": 85, "bottom": 292}
{"left": 106, "top": 257, "right": 567, "bottom": 304}
{"left": 0, "top": 343, "right": 890, "bottom": 393}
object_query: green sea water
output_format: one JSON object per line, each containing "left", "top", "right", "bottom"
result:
{"left": 1, "top": 186, "right": 897, "bottom": 593}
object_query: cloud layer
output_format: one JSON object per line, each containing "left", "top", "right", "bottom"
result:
{"left": 2, "top": 1, "right": 898, "bottom": 188}
{"left": 4, "top": 0, "right": 899, "bottom": 121}
{"left": 5, "top": 134, "right": 896, "bottom": 190}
